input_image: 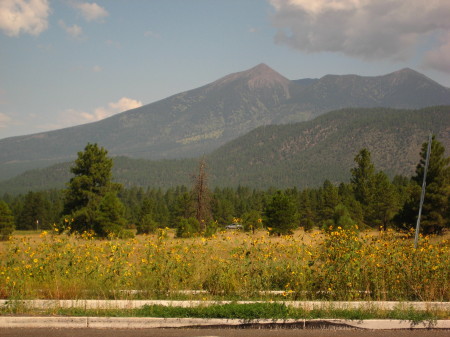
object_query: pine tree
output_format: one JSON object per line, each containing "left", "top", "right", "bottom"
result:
{"left": 264, "top": 191, "right": 297, "bottom": 235}
{"left": 0, "top": 200, "right": 14, "bottom": 240}
{"left": 412, "top": 136, "right": 450, "bottom": 234}
{"left": 169, "top": 191, "right": 193, "bottom": 227}
{"left": 370, "top": 171, "right": 400, "bottom": 230}
{"left": 136, "top": 197, "right": 159, "bottom": 234}
{"left": 62, "top": 143, "right": 126, "bottom": 237}
{"left": 15, "top": 191, "right": 51, "bottom": 230}
{"left": 338, "top": 182, "right": 364, "bottom": 226}
{"left": 350, "top": 148, "right": 400, "bottom": 228}
{"left": 351, "top": 149, "right": 376, "bottom": 209}
{"left": 318, "top": 180, "right": 340, "bottom": 221}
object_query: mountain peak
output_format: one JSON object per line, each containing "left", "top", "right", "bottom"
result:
{"left": 241, "top": 63, "right": 290, "bottom": 89}
{"left": 390, "top": 67, "right": 422, "bottom": 77}
{"left": 211, "top": 63, "right": 291, "bottom": 91}
{"left": 246, "top": 63, "right": 277, "bottom": 75}
{"left": 384, "top": 67, "right": 442, "bottom": 87}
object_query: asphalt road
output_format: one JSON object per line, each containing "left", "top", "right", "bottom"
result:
{"left": 1, "top": 328, "right": 449, "bottom": 337}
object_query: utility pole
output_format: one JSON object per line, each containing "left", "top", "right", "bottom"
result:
{"left": 414, "top": 134, "right": 432, "bottom": 249}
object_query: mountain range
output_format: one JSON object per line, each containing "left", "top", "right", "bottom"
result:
{"left": 1, "top": 64, "right": 450, "bottom": 182}
{"left": 1, "top": 106, "right": 449, "bottom": 195}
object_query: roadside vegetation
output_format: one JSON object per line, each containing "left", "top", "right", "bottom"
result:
{"left": 1, "top": 300, "right": 448, "bottom": 322}
{"left": 0, "top": 137, "right": 449, "bottom": 304}
{"left": 0, "top": 227, "right": 448, "bottom": 301}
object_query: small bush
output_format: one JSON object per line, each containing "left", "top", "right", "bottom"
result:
{"left": 176, "top": 217, "right": 200, "bottom": 238}
{"left": 136, "top": 214, "right": 159, "bottom": 234}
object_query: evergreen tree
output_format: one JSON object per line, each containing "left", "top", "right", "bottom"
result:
{"left": 176, "top": 217, "right": 200, "bottom": 238}
{"left": 119, "top": 186, "right": 144, "bottom": 225}
{"left": 0, "top": 200, "right": 14, "bottom": 240}
{"left": 318, "top": 180, "right": 340, "bottom": 222}
{"left": 298, "top": 189, "right": 316, "bottom": 232}
{"left": 350, "top": 148, "right": 400, "bottom": 228}
{"left": 154, "top": 198, "right": 170, "bottom": 226}
{"left": 370, "top": 172, "right": 400, "bottom": 230}
{"left": 350, "top": 148, "right": 376, "bottom": 214}
{"left": 136, "top": 197, "right": 160, "bottom": 234}
{"left": 323, "top": 203, "right": 357, "bottom": 232}
{"left": 211, "top": 197, "right": 235, "bottom": 226}
{"left": 235, "top": 185, "right": 252, "bottom": 215}
{"left": 15, "top": 191, "right": 51, "bottom": 230}
{"left": 169, "top": 191, "right": 193, "bottom": 227}
{"left": 94, "top": 192, "right": 127, "bottom": 237}
{"left": 412, "top": 136, "right": 450, "bottom": 234}
{"left": 62, "top": 143, "right": 126, "bottom": 237}
{"left": 242, "top": 209, "right": 263, "bottom": 232}
{"left": 338, "top": 183, "right": 364, "bottom": 225}
{"left": 264, "top": 191, "right": 297, "bottom": 235}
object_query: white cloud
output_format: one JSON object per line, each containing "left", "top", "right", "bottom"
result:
{"left": 269, "top": 0, "right": 450, "bottom": 61}
{"left": 423, "top": 32, "right": 450, "bottom": 73}
{"left": 58, "top": 98, "right": 142, "bottom": 128}
{"left": 93, "top": 97, "right": 143, "bottom": 120}
{"left": 58, "top": 19, "right": 83, "bottom": 38}
{"left": 0, "top": 112, "right": 12, "bottom": 128}
{"left": 73, "top": 2, "right": 108, "bottom": 22}
{"left": 0, "top": 0, "right": 51, "bottom": 37}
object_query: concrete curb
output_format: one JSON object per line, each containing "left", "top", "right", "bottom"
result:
{"left": 0, "top": 317, "right": 449, "bottom": 329}
{"left": 1, "top": 299, "right": 449, "bottom": 311}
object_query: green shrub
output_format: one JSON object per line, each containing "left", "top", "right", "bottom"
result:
{"left": 176, "top": 217, "right": 200, "bottom": 238}
{"left": 137, "top": 214, "right": 159, "bottom": 234}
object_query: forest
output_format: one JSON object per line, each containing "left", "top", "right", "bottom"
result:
{"left": 0, "top": 136, "right": 449, "bottom": 239}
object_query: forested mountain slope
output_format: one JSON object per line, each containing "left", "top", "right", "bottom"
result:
{"left": 1, "top": 106, "right": 448, "bottom": 195}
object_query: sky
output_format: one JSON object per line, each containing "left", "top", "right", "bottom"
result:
{"left": 1, "top": 0, "right": 450, "bottom": 139}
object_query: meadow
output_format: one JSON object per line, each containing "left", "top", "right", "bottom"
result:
{"left": 0, "top": 227, "right": 448, "bottom": 302}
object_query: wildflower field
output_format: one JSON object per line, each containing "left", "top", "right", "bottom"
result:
{"left": 0, "top": 228, "right": 448, "bottom": 302}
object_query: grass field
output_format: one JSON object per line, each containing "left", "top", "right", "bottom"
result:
{"left": 0, "top": 228, "right": 448, "bottom": 302}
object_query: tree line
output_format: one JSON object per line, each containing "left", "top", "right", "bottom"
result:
{"left": 1, "top": 136, "right": 449, "bottom": 239}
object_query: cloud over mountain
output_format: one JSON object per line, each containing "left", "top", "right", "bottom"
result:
{"left": 269, "top": 0, "right": 450, "bottom": 71}
{"left": 92, "top": 97, "right": 142, "bottom": 120}
{"left": 42, "top": 97, "right": 143, "bottom": 131}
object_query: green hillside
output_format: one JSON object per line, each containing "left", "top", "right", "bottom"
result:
{"left": 1, "top": 106, "right": 449, "bottom": 195}
{"left": 208, "top": 106, "right": 450, "bottom": 188}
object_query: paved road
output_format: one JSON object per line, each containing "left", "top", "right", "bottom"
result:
{"left": 1, "top": 328, "right": 449, "bottom": 337}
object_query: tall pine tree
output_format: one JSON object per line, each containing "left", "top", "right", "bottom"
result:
{"left": 350, "top": 148, "right": 399, "bottom": 228}
{"left": 62, "top": 143, "right": 126, "bottom": 237}
{"left": 264, "top": 191, "right": 297, "bottom": 235}
{"left": 412, "top": 136, "right": 450, "bottom": 234}
{"left": 0, "top": 200, "right": 14, "bottom": 240}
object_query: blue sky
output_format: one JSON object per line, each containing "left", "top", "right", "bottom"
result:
{"left": 1, "top": 0, "right": 450, "bottom": 139}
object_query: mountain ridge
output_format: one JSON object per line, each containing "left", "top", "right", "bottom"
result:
{"left": 1, "top": 64, "right": 450, "bottom": 181}
{"left": 1, "top": 106, "right": 449, "bottom": 195}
